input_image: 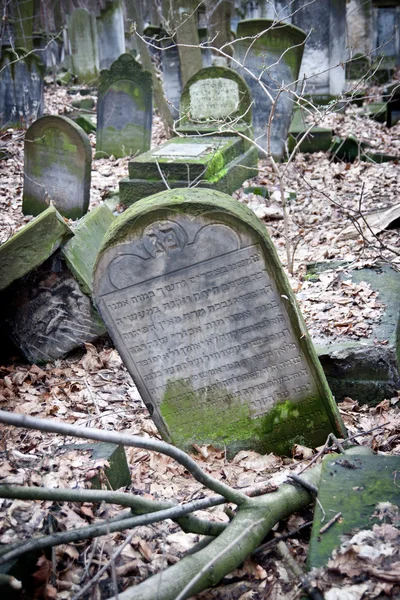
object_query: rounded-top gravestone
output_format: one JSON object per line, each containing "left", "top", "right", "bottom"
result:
{"left": 179, "top": 66, "right": 253, "bottom": 133}
{"left": 233, "top": 19, "right": 306, "bottom": 158}
{"left": 23, "top": 115, "right": 92, "bottom": 219}
{"left": 94, "top": 188, "right": 345, "bottom": 456}
{"left": 96, "top": 53, "right": 153, "bottom": 159}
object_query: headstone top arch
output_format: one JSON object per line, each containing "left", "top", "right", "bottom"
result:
{"left": 94, "top": 188, "right": 345, "bottom": 456}
{"left": 96, "top": 54, "right": 153, "bottom": 159}
{"left": 179, "top": 66, "right": 253, "bottom": 130}
{"left": 23, "top": 115, "right": 91, "bottom": 219}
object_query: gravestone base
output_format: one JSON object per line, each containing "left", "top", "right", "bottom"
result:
{"left": 308, "top": 262, "right": 400, "bottom": 405}
{"left": 119, "top": 137, "right": 258, "bottom": 206}
{"left": 288, "top": 109, "right": 332, "bottom": 154}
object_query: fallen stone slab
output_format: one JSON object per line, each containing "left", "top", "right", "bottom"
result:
{"left": 0, "top": 206, "right": 72, "bottom": 292}
{"left": 288, "top": 108, "right": 332, "bottom": 154}
{"left": 307, "top": 453, "right": 400, "bottom": 570}
{"left": 308, "top": 262, "right": 400, "bottom": 405}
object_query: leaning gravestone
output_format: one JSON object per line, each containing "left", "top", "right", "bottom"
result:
{"left": 97, "top": 0, "right": 125, "bottom": 70}
{"left": 233, "top": 19, "right": 306, "bottom": 158}
{"left": 0, "top": 48, "right": 44, "bottom": 129}
{"left": 94, "top": 188, "right": 345, "bottom": 456}
{"left": 69, "top": 8, "right": 99, "bottom": 83}
{"left": 23, "top": 115, "right": 91, "bottom": 219}
{"left": 96, "top": 54, "right": 152, "bottom": 159}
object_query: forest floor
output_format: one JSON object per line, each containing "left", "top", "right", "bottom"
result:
{"left": 0, "top": 78, "right": 400, "bottom": 600}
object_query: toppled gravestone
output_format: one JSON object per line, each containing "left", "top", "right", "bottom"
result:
{"left": 96, "top": 54, "right": 153, "bottom": 159}
{"left": 308, "top": 262, "right": 400, "bottom": 405}
{"left": 119, "top": 66, "right": 258, "bottom": 206}
{"left": 94, "top": 188, "right": 346, "bottom": 456}
{"left": 23, "top": 115, "right": 92, "bottom": 219}
{"left": 0, "top": 205, "right": 114, "bottom": 363}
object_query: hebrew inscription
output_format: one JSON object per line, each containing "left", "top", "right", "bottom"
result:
{"left": 189, "top": 78, "right": 240, "bottom": 120}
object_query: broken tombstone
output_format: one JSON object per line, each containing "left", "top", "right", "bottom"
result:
{"left": 94, "top": 187, "right": 346, "bottom": 456}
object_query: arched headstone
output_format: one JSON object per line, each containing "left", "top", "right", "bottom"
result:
{"left": 96, "top": 54, "right": 152, "bottom": 159}
{"left": 23, "top": 115, "right": 91, "bottom": 219}
{"left": 233, "top": 19, "right": 306, "bottom": 158}
{"left": 94, "top": 188, "right": 345, "bottom": 456}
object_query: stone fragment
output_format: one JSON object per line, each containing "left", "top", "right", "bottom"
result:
{"left": 232, "top": 19, "right": 306, "bottom": 158}
{"left": 94, "top": 188, "right": 345, "bottom": 456}
{"left": 23, "top": 115, "right": 92, "bottom": 219}
{"left": 62, "top": 443, "right": 131, "bottom": 490}
{"left": 0, "top": 48, "right": 44, "bottom": 130}
{"left": 307, "top": 453, "right": 400, "bottom": 570}
{"left": 0, "top": 206, "right": 72, "bottom": 292}
{"left": 96, "top": 54, "right": 152, "bottom": 159}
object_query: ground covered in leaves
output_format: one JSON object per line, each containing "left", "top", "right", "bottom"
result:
{"left": 0, "top": 77, "right": 400, "bottom": 599}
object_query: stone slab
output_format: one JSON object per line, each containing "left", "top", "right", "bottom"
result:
{"left": 128, "top": 136, "right": 244, "bottom": 182}
{"left": 68, "top": 111, "right": 97, "bottom": 134}
{"left": 0, "top": 207, "right": 72, "bottom": 292}
{"left": 0, "top": 254, "right": 106, "bottom": 364}
{"left": 62, "top": 204, "right": 115, "bottom": 297}
{"left": 309, "top": 262, "right": 400, "bottom": 405}
{"left": 307, "top": 453, "right": 400, "bottom": 570}
{"left": 23, "top": 115, "right": 92, "bottom": 219}
{"left": 94, "top": 188, "right": 345, "bottom": 456}
{"left": 119, "top": 145, "right": 259, "bottom": 207}
{"left": 288, "top": 109, "right": 333, "bottom": 153}
{"left": 62, "top": 443, "right": 131, "bottom": 490}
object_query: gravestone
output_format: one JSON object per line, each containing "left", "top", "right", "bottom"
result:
{"left": 96, "top": 54, "right": 152, "bottom": 159}
{"left": 177, "top": 66, "right": 253, "bottom": 136}
{"left": 69, "top": 8, "right": 99, "bottom": 83}
{"left": 0, "top": 49, "right": 44, "bottom": 130}
{"left": 233, "top": 19, "right": 306, "bottom": 158}
{"left": 94, "top": 188, "right": 345, "bottom": 456}
{"left": 97, "top": 0, "right": 125, "bottom": 70}
{"left": 23, "top": 115, "right": 91, "bottom": 219}
{"left": 160, "top": 34, "right": 182, "bottom": 119}
{"left": 293, "top": 0, "right": 346, "bottom": 98}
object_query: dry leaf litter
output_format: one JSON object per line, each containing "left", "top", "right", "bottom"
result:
{"left": 0, "top": 77, "right": 399, "bottom": 599}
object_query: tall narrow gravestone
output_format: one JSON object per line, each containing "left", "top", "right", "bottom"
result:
{"left": 96, "top": 54, "right": 152, "bottom": 159}
{"left": 97, "top": 0, "right": 125, "bottom": 71}
{"left": 94, "top": 189, "right": 345, "bottom": 456}
{"left": 69, "top": 8, "right": 99, "bottom": 84}
{"left": 23, "top": 115, "right": 91, "bottom": 219}
{"left": 0, "top": 49, "right": 44, "bottom": 129}
{"left": 233, "top": 19, "right": 306, "bottom": 158}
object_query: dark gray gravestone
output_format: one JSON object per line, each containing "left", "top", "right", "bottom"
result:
{"left": 293, "top": 0, "right": 346, "bottom": 97}
{"left": 23, "top": 115, "right": 91, "bottom": 219}
{"left": 375, "top": 7, "right": 399, "bottom": 68}
{"left": 0, "top": 48, "right": 44, "bottom": 130}
{"left": 233, "top": 19, "right": 306, "bottom": 158}
{"left": 94, "top": 188, "right": 345, "bottom": 456}
{"left": 96, "top": 54, "right": 152, "bottom": 159}
{"left": 160, "top": 34, "right": 182, "bottom": 119}
{"left": 97, "top": 0, "right": 125, "bottom": 70}
{"left": 69, "top": 8, "right": 99, "bottom": 83}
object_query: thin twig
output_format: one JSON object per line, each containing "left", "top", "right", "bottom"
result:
{"left": 319, "top": 512, "right": 342, "bottom": 534}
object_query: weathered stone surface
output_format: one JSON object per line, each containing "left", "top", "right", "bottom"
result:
{"left": 0, "top": 206, "right": 72, "bottom": 292}
{"left": 96, "top": 54, "right": 152, "bottom": 159}
{"left": 62, "top": 204, "right": 115, "bottom": 297}
{"left": 0, "top": 255, "right": 105, "bottom": 364}
{"left": 68, "top": 111, "right": 97, "bottom": 134}
{"left": 97, "top": 0, "right": 125, "bottom": 71}
{"left": 309, "top": 262, "right": 400, "bottom": 405}
{"left": 177, "top": 66, "right": 253, "bottom": 137}
{"left": 0, "top": 48, "right": 44, "bottom": 130}
{"left": 233, "top": 19, "right": 306, "bottom": 158}
{"left": 308, "top": 453, "right": 400, "bottom": 570}
{"left": 120, "top": 137, "right": 258, "bottom": 206}
{"left": 160, "top": 34, "right": 182, "bottom": 119}
{"left": 69, "top": 8, "right": 99, "bottom": 83}
{"left": 293, "top": 0, "right": 346, "bottom": 97}
{"left": 62, "top": 443, "right": 131, "bottom": 490}
{"left": 23, "top": 115, "right": 92, "bottom": 219}
{"left": 94, "top": 188, "right": 345, "bottom": 456}
{"left": 288, "top": 108, "right": 333, "bottom": 153}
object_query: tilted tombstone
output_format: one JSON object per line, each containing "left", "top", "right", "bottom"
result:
{"left": 96, "top": 54, "right": 152, "bottom": 159}
{"left": 97, "top": 0, "right": 125, "bottom": 71}
{"left": 293, "top": 0, "right": 346, "bottom": 97}
{"left": 233, "top": 19, "right": 306, "bottom": 158}
{"left": 23, "top": 115, "right": 91, "bottom": 219}
{"left": 69, "top": 8, "right": 99, "bottom": 83}
{"left": 94, "top": 188, "right": 346, "bottom": 456}
{"left": 0, "top": 49, "right": 44, "bottom": 130}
